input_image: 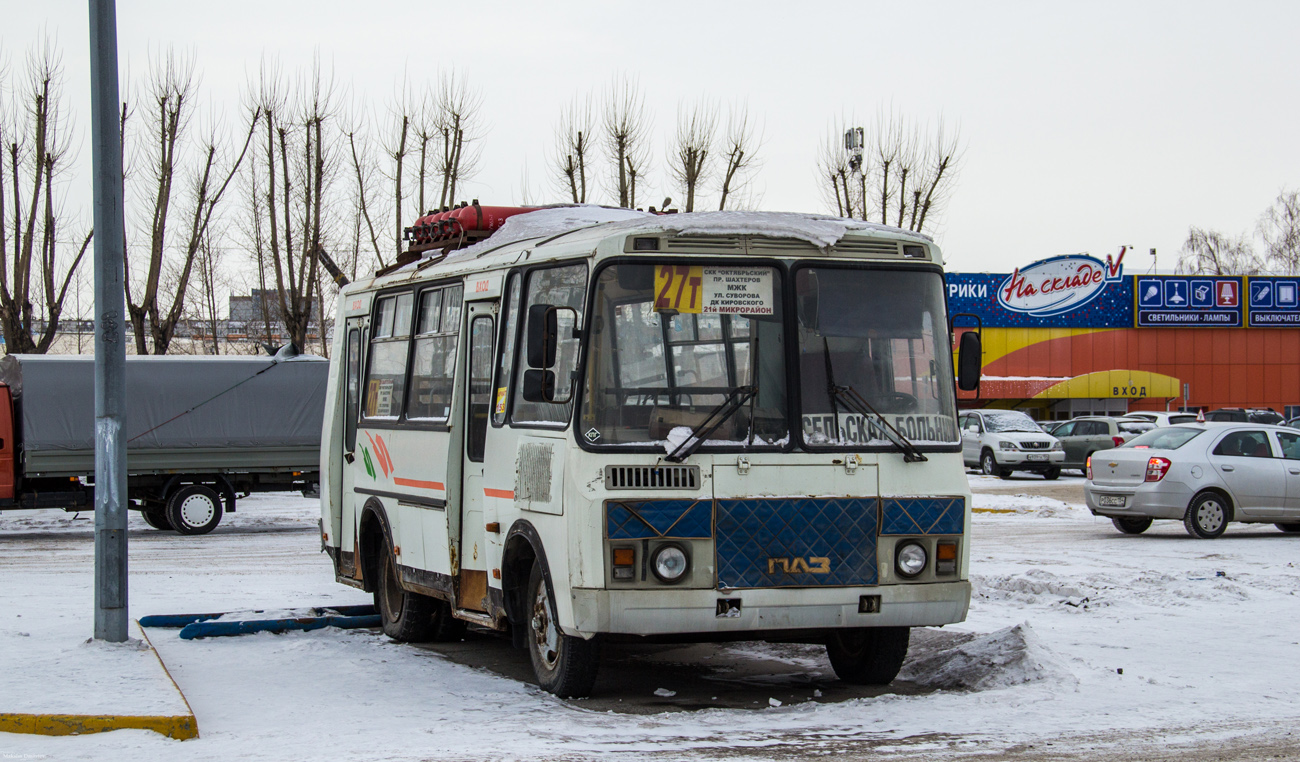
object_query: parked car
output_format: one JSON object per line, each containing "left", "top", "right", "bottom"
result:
{"left": 1084, "top": 423, "right": 1300, "bottom": 538}
{"left": 960, "top": 409, "right": 1065, "bottom": 479}
{"left": 1048, "top": 416, "right": 1156, "bottom": 474}
{"left": 1124, "top": 411, "right": 1199, "bottom": 427}
{"left": 1204, "top": 407, "right": 1285, "bottom": 424}
{"left": 1287, "top": 416, "right": 1300, "bottom": 430}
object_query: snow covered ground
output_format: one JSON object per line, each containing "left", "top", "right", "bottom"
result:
{"left": 3, "top": 477, "right": 1300, "bottom": 760}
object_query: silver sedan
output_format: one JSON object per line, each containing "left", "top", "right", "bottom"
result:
{"left": 1084, "top": 423, "right": 1300, "bottom": 538}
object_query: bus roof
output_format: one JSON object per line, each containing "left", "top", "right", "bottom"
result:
{"left": 352, "top": 206, "right": 941, "bottom": 294}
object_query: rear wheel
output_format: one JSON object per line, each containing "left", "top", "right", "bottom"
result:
{"left": 826, "top": 627, "right": 911, "bottom": 685}
{"left": 140, "top": 510, "right": 173, "bottom": 531}
{"left": 527, "top": 561, "right": 599, "bottom": 698}
{"left": 1184, "top": 493, "right": 1230, "bottom": 539}
{"left": 374, "top": 542, "right": 437, "bottom": 642}
{"left": 1112, "top": 516, "right": 1153, "bottom": 535}
{"left": 1275, "top": 523, "right": 1300, "bottom": 533}
{"left": 164, "top": 485, "right": 223, "bottom": 535}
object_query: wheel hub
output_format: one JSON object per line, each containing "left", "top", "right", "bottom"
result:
{"left": 531, "top": 585, "right": 560, "bottom": 670}
{"left": 1197, "top": 501, "right": 1225, "bottom": 532}
{"left": 179, "top": 494, "right": 215, "bottom": 527}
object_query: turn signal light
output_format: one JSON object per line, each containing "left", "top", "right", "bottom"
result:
{"left": 936, "top": 541, "right": 958, "bottom": 575}
{"left": 612, "top": 547, "right": 636, "bottom": 580}
{"left": 1145, "top": 457, "right": 1172, "bottom": 482}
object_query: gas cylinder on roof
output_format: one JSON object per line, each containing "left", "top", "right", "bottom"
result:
{"left": 447, "top": 201, "right": 534, "bottom": 235}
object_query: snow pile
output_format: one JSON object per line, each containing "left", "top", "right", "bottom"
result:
{"left": 899, "top": 623, "right": 1075, "bottom": 691}
{"left": 974, "top": 569, "right": 1089, "bottom": 606}
{"left": 439, "top": 205, "right": 650, "bottom": 265}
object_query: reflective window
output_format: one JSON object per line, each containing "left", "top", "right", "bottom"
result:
{"left": 466, "top": 316, "right": 495, "bottom": 462}
{"left": 1213, "top": 430, "right": 1273, "bottom": 458}
{"left": 512, "top": 263, "right": 588, "bottom": 427}
{"left": 1277, "top": 431, "right": 1300, "bottom": 460}
{"left": 493, "top": 274, "right": 522, "bottom": 426}
{"left": 407, "top": 285, "right": 463, "bottom": 422}
{"left": 363, "top": 293, "right": 413, "bottom": 419}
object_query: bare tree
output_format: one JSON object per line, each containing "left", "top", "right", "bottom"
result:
{"left": 717, "top": 104, "right": 760, "bottom": 211}
{"left": 816, "top": 112, "right": 961, "bottom": 232}
{"left": 435, "top": 70, "right": 483, "bottom": 209}
{"left": 0, "top": 40, "right": 91, "bottom": 354}
{"left": 342, "top": 108, "right": 387, "bottom": 269}
{"left": 602, "top": 76, "right": 651, "bottom": 209}
{"left": 667, "top": 100, "right": 717, "bottom": 212}
{"left": 381, "top": 88, "right": 410, "bottom": 257}
{"left": 1176, "top": 228, "right": 1263, "bottom": 276}
{"left": 123, "top": 50, "right": 259, "bottom": 354}
{"left": 552, "top": 95, "right": 593, "bottom": 203}
{"left": 1258, "top": 189, "right": 1300, "bottom": 275}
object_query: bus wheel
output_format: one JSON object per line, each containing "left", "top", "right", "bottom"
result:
{"left": 826, "top": 627, "right": 910, "bottom": 685}
{"left": 527, "top": 561, "right": 599, "bottom": 698}
{"left": 165, "top": 485, "right": 223, "bottom": 535}
{"left": 141, "top": 510, "right": 173, "bottom": 531}
{"left": 375, "top": 543, "right": 436, "bottom": 642}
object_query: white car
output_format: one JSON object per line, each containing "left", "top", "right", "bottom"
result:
{"left": 1124, "top": 411, "right": 1199, "bottom": 427}
{"left": 960, "top": 409, "right": 1065, "bottom": 480}
{"left": 1086, "top": 423, "right": 1300, "bottom": 538}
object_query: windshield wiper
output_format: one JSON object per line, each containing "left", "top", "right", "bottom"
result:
{"left": 664, "top": 386, "right": 757, "bottom": 463}
{"left": 823, "top": 341, "right": 927, "bottom": 463}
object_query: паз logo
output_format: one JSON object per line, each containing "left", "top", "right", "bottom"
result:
{"left": 768, "top": 557, "right": 831, "bottom": 574}
{"left": 998, "top": 248, "right": 1125, "bottom": 317}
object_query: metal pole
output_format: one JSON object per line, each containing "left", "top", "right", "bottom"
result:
{"left": 89, "top": 0, "right": 129, "bottom": 642}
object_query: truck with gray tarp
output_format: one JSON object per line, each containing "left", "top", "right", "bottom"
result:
{"left": 0, "top": 353, "right": 326, "bottom": 534}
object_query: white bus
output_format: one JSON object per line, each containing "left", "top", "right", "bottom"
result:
{"left": 320, "top": 206, "right": 982, "bottom": 698}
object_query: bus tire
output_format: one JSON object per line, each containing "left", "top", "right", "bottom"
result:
{"left": 165, "top": 485, "right": 223, "bottom": 535}
{"left": 527, "top": 561, "right": 599, "bottom": 698}
{"left": 141, "top": 510, "right": 173, "bottom": 531}
{"left": 375, "top": 542, "right": 436, "bottom": 642}
{"left": 826, "top": 626, "right": 910, "bottom": 685}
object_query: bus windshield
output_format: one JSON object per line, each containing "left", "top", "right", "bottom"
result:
{"left": 579, "top": 262, "right": 788, "bottom": 451}
{"left": 796, "top": 266, "right": 959, "bottom": 448}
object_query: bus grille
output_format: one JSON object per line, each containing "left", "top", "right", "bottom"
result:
{"left": 604, "top": 465, "right": 700, "bottom": 490}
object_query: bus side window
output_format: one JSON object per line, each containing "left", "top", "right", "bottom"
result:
{"left": 363, "top": 292, "right": 414, "bottom": 420}
{"left": 345, "top": 328, "right": 361, "bottom": 452}
{"left": 406, "top": 285, "right": 463, "bottom": 422}
{"left": 511, "top": 263, "right": 588, "bottom": 427}
{"left": 492, "top": 273, "right": 521, "bottom": 426}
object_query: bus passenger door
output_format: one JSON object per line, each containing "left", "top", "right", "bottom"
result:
{"left": 339, "top": 317, "right": 366, "bottom": 578}
{"left": 457, "top": 305, "right": 496, "bottom": 612}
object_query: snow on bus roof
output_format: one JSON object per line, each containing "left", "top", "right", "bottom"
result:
{"left": 414, "top": 205, "right": 933, "bottom": 271}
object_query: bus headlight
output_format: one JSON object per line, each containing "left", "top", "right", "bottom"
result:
{"left": 895, "top": 541, "right": 927, "bottom": 578}
{"left": 651, "top": 543, "right": 689, "bottom": 584}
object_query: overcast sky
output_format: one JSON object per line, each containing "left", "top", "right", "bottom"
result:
{"left": 10, "top": 1, "right": 1300, "bottom": 276}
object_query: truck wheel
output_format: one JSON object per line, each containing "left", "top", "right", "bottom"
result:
{"left": 375, "top": 542, "right": 437, "bottom": 642}
{"left": 826, "top": 626, "right": 911, "bottom": 685}
{"left": 527, "top": 561, "right": 599, "bottom": 698}
{"left": 165, "top": 485, "right": 224, "bottom": 535}
{"left": 141, "top": 510, "right": 173, "bottom": 531}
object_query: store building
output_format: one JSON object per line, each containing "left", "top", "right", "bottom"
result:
{"left": 949, "top": 250, "right": 1300, "bottom": 421}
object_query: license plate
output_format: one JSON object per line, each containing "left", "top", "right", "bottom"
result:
{"left": 1027, "top": 453, "right": 1047, "bottom": 461}
{"left": 1099, "top": 495, "right": 1126, "bottom": 507}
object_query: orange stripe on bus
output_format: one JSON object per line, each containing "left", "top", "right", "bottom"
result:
{"left": 393, "top": 478, "right": 445, "bottom": 491}
{"left": 484, "top": 488, "right": 515, "bottom": 499}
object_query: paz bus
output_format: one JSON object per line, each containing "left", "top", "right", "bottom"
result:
{"left": 319, "top": 204, "right": 982, "bottom": 698}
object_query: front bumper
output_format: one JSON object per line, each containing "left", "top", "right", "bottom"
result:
{"left": 997, "top": 451, "right": 1065, "bottom": 468}
{"left": 566, "top": 580, "right": 971, "bottom": 638}
{"left": 1085, "top": 480, "right": 1194, "bottom": 520}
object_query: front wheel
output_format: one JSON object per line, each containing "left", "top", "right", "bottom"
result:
{"left": 1275, "top": 523, "right": 1300, "bottom": 533}
{"left": 527, "top": 561, "right": 599, "bottom": 698}
{"left": 826, "top": 627, "right": 910, "bottom": 685}
{"left": 981, "top": 450, "right": 1002, "bottom": 477}
{"left": 165, "top": 485, "right": 223, "bottom": 535}
{"left": 1043, "top": 467, "right": 1061, "bottom": 481}
{"left": 1184, "top": 493, "right": 1229, "bottom": 539}
{"left": 1112, "top": 516, "right": 1153, "bottom": 535}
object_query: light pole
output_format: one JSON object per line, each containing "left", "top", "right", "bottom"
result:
{"left": 89, "top": 0, "right": 129, "bottom": 642}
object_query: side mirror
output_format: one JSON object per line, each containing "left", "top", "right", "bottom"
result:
{"left": 527, "top": 304, "right": 559, "bottom": 368}
{"left": 957, "top": 331, "right": 982, "bottom": 392}
{"left": 521, "top": 369, "right": 557, "bottom": 403}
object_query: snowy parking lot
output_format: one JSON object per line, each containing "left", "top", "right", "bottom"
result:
{"left": 4, "top": 475, "right": 1300, "bottom": 760}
